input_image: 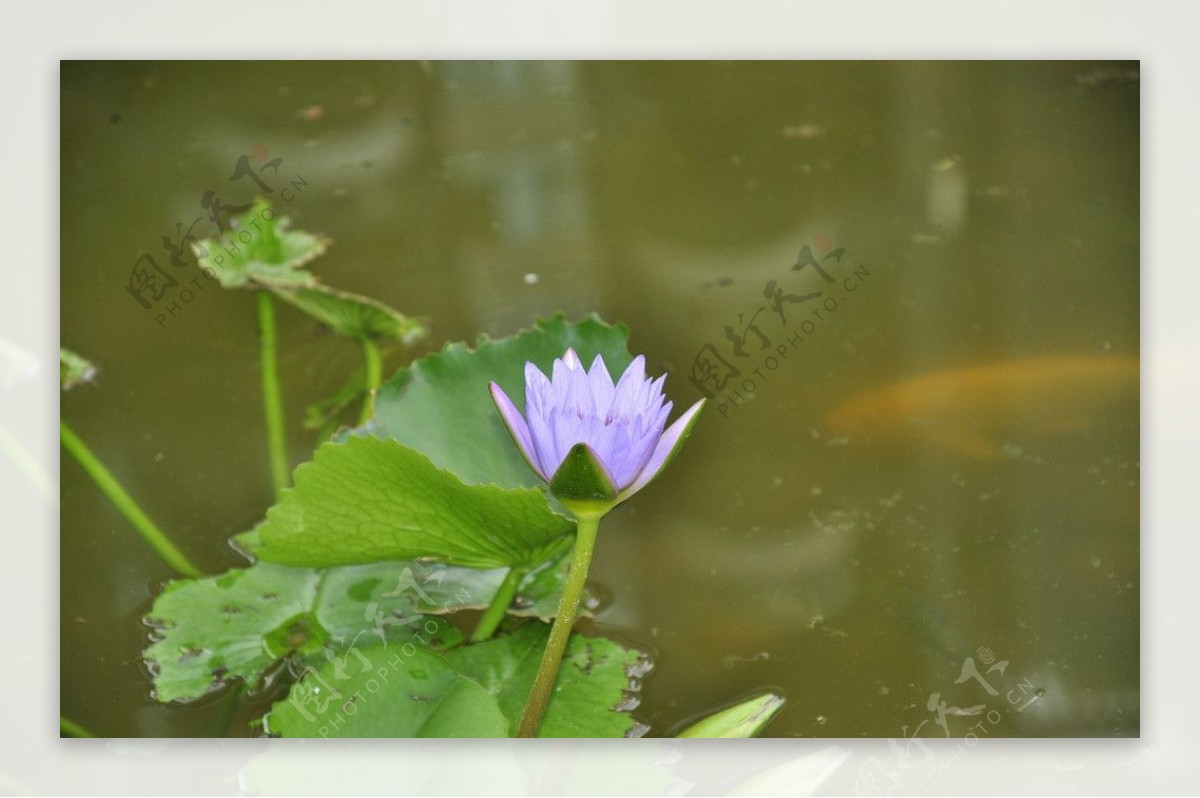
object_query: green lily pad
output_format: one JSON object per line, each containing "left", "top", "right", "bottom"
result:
{"left": 675, "top": 692, "right": 786, "bottom": 738}
{"left": 265, "top": 644, "right": 509, "bottom": 738}
{"left": 402, "top": 559, "right": 580, "bottom": 622}
{"left": 239, "top": 436, "right": 574, "bottom": 569}
{"left": 263, "top": 624, "right": 646, "bottom": 738}
{"left": 194, "top": 199, "right": 325, "bottom": 289}
{"left": 273, "top": 284, "right": 426, "bottom": 343}
{"left": 143, "top": 561, "right": 461, "bottom": 703}
{"left": 143, "top": 550, "right": 590, "bottom": 705}
{"left": 472, "top": 554, "right": 595, "bottom": 622}
{"left": 447, "top": 623, "right": 646, "bottom": 738}
{"left": 368, "top": 314, "right": 633, "bottom": 488}
{"left": 59, "top": 348, "right": 97, "bottom": 390}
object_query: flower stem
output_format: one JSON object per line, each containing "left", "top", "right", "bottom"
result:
{"left": 470, "top": 566, "right": 526, "bottom": 643}
{"left": 516, "top": 512, "right": 601, "bottom": 737}
{"left": 358, "top": 336, "right": 382, "bottom": 426}
{"left": 60, "top": 421, "right": 202, "bottom": 578}
{"left": 256, "top": 291, "right": 288, "bottom": 498}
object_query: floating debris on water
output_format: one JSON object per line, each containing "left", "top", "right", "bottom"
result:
{"left": 721, "top": 651, "right": 770, "bottom": 668}
{"left": 783, "top": 123, "right": 826, "bottom": 139}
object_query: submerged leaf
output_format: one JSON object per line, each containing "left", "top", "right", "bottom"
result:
{"left": 675, "top": 691, "right": 786, "bottom": 738}
{"left": 303, "top": 366, "right": 367, "bottom": 437}
{"left": 264, "top": 624, "right": 645, "bottom": 738}
{"left": 368, "top": 314, "right": 633, "bottom": 488}
{"left": 240, "top": 436, "right": 574, "bottom": 570}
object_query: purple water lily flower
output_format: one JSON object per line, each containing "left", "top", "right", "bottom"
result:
{"left": 489, "top": 348, "right": 704, "bottom": 503}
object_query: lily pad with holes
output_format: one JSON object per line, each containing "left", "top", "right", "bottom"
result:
{"left": 143, "top": 554, "right": 584, "bottom": 704}
{"left": 263, "top": 623, "right": 646, "bottom": 738}
{"left": 143, "top": 562, "right": 459, "bottom": 703}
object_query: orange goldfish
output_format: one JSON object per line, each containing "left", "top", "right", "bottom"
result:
{"left": 827, "top": 355, "right": 1139, "bottom": 458}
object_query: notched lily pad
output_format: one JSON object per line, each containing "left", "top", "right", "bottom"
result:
{"left": 193, "top": 200, "right": 424, "bottom": 348}
{"left": 194, "top": 199, "right": 325, "bottom": 290}
{"left": 142, "top": 551, "right": 590, "bottom": 705}
{"left": 263, "top": 623, "right": 646, "bottom": 738}
{"left": 273, "top": 284, "right": 426, "bottom": 343}
{"left": 239, "top": 436, "right": 575, "bottom": 570}
{"left": 142, "top": 561, "right": 462, "bottom": 703}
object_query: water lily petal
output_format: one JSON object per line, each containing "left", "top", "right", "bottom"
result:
{"left": 609, "top": 355, "right": 647, "bottom": 423}
{"left": 526, "top": 403, "right": 561, "bottom": 479}
{"left": 587, "top": 354, "right": 615, "bottom": 418}
{"left": 584, "top": 414, "right": 621, "bottom": 470}
{"left": 552, "top": 348, "right": 583, "bottom": 388}
{"left": 524, "top": 361, "right": 552, "bottom": 417}
{"left": 493, "top": 347, "right": 702, "bottom": 505}
{"left": 489, "top": 382, "right": 545, "bottom": 479}
{"left": 609, "top": 421, "right": 658, "bottom": 489}
{"left": 623, "top": 399, "right": 705, "bottom": 497}
{"left": 562, "top": 359, "right": 596, "bottom": 419}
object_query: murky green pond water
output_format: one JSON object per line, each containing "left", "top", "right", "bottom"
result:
{"left": 60, "top": 61, "right": 1139, "bottom": 738}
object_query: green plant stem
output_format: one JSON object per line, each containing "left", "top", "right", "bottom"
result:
{"left": 59, "top": 715, "right": 96, "bottom": 738}
{"left": 517, "top": 512, "right": 601, "bottom": 737}
{"left": 0, "top": 420, "right": 52, "bottom": 499}
{"left": 358, "top": 336, "right": 382, "bottom": 425}
{"left": 257, "top": 291, "right": 288, "bottom": 498}
{"left": 471, "top": 566, "right": 526, "bottom": 643}
{"left": 59, "top": 420, "right": 201, "bottom": 578}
